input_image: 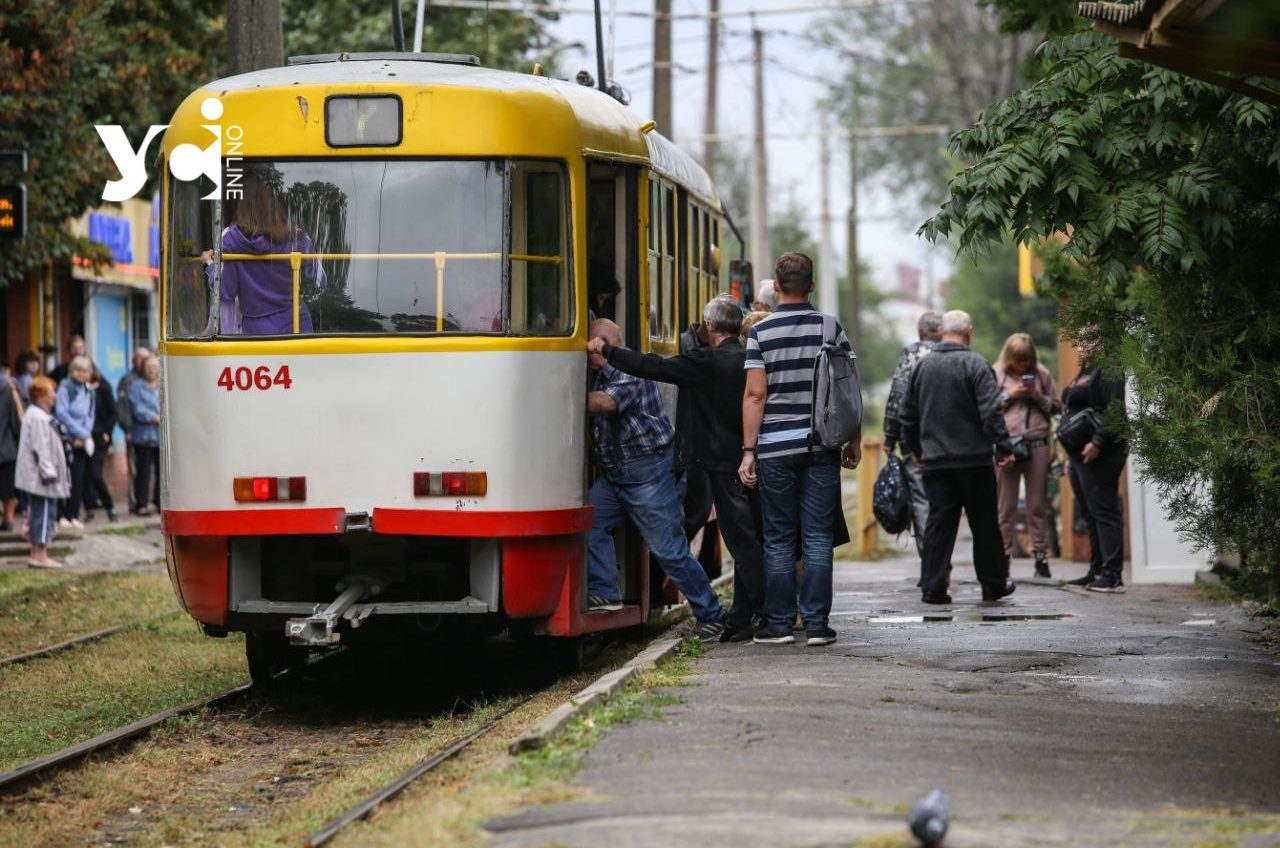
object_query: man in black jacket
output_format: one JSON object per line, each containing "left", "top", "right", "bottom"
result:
{"left": 588, "top": 295, "right": 764, "bottom": 641}
{"left": 901, "top": 310, "right": 1017, "bottom": 605}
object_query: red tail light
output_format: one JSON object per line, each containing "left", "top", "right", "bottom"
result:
{"left": 413, "top": 471, "right": 487, "bottom": 497}
{"left": 233, "top": 476, "right": 306, "bottom": 502}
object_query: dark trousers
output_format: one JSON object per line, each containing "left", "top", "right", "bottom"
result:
{"left": 61, "top": 447, "right": 90, "bottom": 520}
{"left": 86, "top": 436, "right": 114, "bottom": 513}
{"left": 681, "top": 467, "right": 713, "bottom": 540}
{"left": 706, "top": 470, "right": 766, "bottom": 630}
{"left": 1067, "top": 446, "right": 1127, "bottom": 578}
{"left": 133, "top": 445, "right": 160, "bottom": 510}
{"left": 921, "top": 464, "right": 1009, "bottom": 598}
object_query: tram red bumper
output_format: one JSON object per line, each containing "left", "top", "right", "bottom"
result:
{"left": 164, "top": 535, "right": 229, "bottom": 626}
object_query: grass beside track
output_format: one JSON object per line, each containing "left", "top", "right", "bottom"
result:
{"left": 0, "top": 570, "right": 178, "bottom": 659}
{"left": 0, "top": 616, "right": 245, "bottom": 770}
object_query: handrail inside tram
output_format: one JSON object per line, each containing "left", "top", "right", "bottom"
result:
{"left": 208, "top": 250, "right": 565, "bottom": 334}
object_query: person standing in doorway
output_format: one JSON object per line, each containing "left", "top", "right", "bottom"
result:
{"left": 1061, "top": 338, "right": 1128, "bottom": 592}
{"left": 127, "top": 357, "right": 162, "bottom": 516}
{"left": 118, "top": 346, "right": 150, "bottom": 515}
{"left": 901, "top": 310, "right": 1017, "bottom": 605}
{"left": 741, "top": 252, "right": 861, "bottom": 648}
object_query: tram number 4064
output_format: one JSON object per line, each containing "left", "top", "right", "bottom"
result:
{"left": 216, "top": 365, "right": 293, "bottom": 392}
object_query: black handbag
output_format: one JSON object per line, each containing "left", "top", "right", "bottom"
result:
{"left": 1057, "top": 407, "right": 1100, "bottom": 453}
{"left": 1008, "top": 403, "right": 1033, "bottom": 463}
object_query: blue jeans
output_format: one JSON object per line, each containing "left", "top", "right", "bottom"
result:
{"left": 587, "top": 447, "right": 725, "bottom": 626}
{"left": 758, "top": 450, "right": 841, "bottom": 633}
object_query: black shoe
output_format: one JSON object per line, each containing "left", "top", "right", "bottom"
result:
{"left": 0, "top": 520, "right": 10, "bottom": 532}
{"left": 1034, "top": 554, "right": 1052, "bottom": 579}
{"left": 806, "top": 627, "right": 837, "bottom": 646}
{"left": 84, "top": 511, "right": 95, "bottom": 522}
{"left": 696, "top": 617, "right": 727, "bottom": 642}
{"left": 752, "top": 626, "right": 795, "bottom": 645}
{"left": 1086, "top": 572, "right": 1126, "bottom": 593}
{"left": 922, "top": 593, "right": 952, "bottom": 605}
{"left": 982, "top": 581, "right": 1017, "bottom": 602}
{"left": 720, "top": 623, "right": 754, "bottom": 643}
{"left": 587, "top": 595, "right": 623, "bottom": 612}
{"left": 1066, "top": 571, "right": 1098, "bottom": 587}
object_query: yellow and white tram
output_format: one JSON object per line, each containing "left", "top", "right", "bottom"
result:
{"left": 158, "top": 52, "right": 727, "bottom": 679}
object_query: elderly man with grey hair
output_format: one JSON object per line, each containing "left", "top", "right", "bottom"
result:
{"left": 588, "top": 295, "right": 766, "bottom": 641}
{"left": 900, "top": 309, "right": 1017, "bottom": 605}
{"left": 883, "top": 310, "right": 944, "bottom": 567}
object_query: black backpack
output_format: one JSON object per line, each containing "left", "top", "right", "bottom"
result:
{"left": 873, "top": 454, "right": 912, "bottom": 534}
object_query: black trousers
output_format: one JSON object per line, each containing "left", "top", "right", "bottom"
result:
{"left": 682, "top": 467, "right": 714, "bottom": 540}
{"left": 86, "top": 436, "right": 115, "bottom": 513}
{"left": 1067, "top": 445, "right": 1127, "bottom": 578}
{"left": 133, "top": 445, "right": 160, "bottom": 510}
{"left": 706, "top": 470, "right": 766, "bottom": 630}
{"left": 61, "top": 447, "right": 90, "bottom": 520}
{"left": 921, "top": 464, "right": 1009, "bottom": 598}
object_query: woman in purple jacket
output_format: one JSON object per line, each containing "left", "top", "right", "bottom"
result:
{"left": 201, "top": 179, "right": 322, "bottom": 336}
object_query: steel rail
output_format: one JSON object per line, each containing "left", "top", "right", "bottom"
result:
{"left": 0, "top": 683, "right": 253, "bottom": 795}
{"left": 0, "top": 611, "right": 182, "bottom": 670}
{"left": 301, "top": 696, "right": 532, "bottom": 848}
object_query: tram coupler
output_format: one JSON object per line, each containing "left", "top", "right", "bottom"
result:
{"left": 286, "top": 577, "right": 382, "bottom": 646}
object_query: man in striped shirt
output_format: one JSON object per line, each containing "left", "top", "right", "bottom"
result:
{"left": 740, "top": 253, "right": 861, "bottom": 647}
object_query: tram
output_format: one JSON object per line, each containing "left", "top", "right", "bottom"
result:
{"left": 158, "top": 52, "right": 727, "bottom": 680}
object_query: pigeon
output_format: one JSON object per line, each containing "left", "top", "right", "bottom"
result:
{"left": 907, "top": 788, "right": 950, "bottom": 846}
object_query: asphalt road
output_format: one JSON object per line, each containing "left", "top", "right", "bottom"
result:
{"left": 488, "top": 558, "right": 1280, "bottom": 847}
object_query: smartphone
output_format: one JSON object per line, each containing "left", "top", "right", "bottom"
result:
{"left": 1021, "top": 374, "right": 1035, "bottom": 386}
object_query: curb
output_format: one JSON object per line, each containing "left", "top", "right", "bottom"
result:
{"left": 509, "top": 631, "right": 684, "bottom": 754}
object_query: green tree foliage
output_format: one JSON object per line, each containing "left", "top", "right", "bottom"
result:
{"left": 0, "top": 0, "right": 224, "bottom": 287}
{"left": 922, "top": 29, "right": 1280, "bottom": 591}
{"left": 946, "top": 241, "right": 1057, "bottom": 375}
{"left": 282, "top": 0, "right": 561, "bottom": 71}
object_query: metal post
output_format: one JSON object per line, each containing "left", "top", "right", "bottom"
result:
{"left": 391, "top": 0, "right": 406, "bottom": 52}
{"left": 413, "top": 0, "right": 426, "bottom": 52}
{"left": 818, "top": 113, "right": 836, "bottom": 315}
{"left": 653, "top": 0, "right": 672, "bottom": 134}
{"left": 593, "top": 0, "right": 608, "bottom": 92}
{"left": 749, "top": 28, "right": 770, "bottom": 284}
{"left": 703, "top": 0, "right": 719, "bottom": 175}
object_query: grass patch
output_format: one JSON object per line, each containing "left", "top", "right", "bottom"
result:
{"left": 0, "top": 570, "right": 180, "bottom": 658}
{"left": 94, "top": 524, "right": 151, "bottom": 537}
{"left": 0, "top": 616, "right": 245, "bottom": 769}
{"left": 0, "top": 569, "right": 74, "bottom": 605}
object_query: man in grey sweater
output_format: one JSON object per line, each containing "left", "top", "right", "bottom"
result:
{"left": 901, "top": 310, "right": 1017, "bottom": 605}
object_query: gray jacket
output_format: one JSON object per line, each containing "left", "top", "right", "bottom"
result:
{"left": 901, "top": 341, "right": 1013, "bottom": 469}
{"left": 16, "top": 406, "right": 70, "bottom": 498}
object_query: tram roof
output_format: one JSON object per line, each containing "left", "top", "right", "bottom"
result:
{"left": 191, "top": 56, "right": 719, "bottom": 208}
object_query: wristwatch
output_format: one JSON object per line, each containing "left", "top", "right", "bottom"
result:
{"left": 742, "top": 446, "right": 757, "bottom": 453}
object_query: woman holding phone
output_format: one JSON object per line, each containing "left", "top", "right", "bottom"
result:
{"left": 994, "top": 334, "right": 1060, "bottom": 577}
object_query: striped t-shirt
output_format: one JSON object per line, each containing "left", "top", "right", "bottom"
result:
{"left": 745, "top": 303, "right": 854, "bottom": 459}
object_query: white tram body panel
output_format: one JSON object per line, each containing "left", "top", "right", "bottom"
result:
{"left": 161, "top": 350, "right": 585, "bottom": 513}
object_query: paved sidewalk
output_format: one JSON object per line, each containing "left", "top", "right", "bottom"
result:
{"left": 490, "top": 558, "right": 1280, "bottom": 847}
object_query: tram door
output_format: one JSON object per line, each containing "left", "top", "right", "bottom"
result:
{"left": 586, "top": 164, "right": 646, "bottom": 605}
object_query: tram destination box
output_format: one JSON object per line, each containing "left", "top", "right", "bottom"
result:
{"left": 0, "top": 183, "right": 25, "bottom": 240}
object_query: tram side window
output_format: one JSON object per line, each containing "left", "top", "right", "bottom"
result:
{"left": 662, "top": 186, "right": 675, "bottom": 340}
{"left": 647, "top": 179, "right": 660, "bottom": 339}
{"left": 166, "top": 176, "right": 218, "bottom": 339}
{"left": 510, "top": 165, "right": 570, "bottom": 334}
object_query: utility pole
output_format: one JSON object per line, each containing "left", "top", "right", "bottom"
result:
{"left": 750, "top": 28, "right": 770, "bottom": 284}
{"left": 846, "top": 134, "right": 860, "bottom": 355}
{"left": 818, "top": 113, "right": 836, "bottom": 316}
{"left": 653, "top": 0, "right": 673, "bottom": 135}
{"left": 228, "top": 0, "right": 283, "bottom": 74}
{"left": 703, "top": 0, "right": 719, "bottom": 175}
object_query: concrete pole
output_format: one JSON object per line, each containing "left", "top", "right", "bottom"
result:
{"left": 653, "top": 0, "right": 673, "bottom": 135}
{"left": 227, "top": 0, "right": 283, "bottom": 73}
{"left": 703, "top": 0, "right": 719, "bottom": 175}
{"left": 818, "top": 114, "right": 837, "bottom": 315}
{"left": 846, "top": 135, "right": 860, "bottom": 354}
{"left": 750, "top": 29, "right": 771, "bottom": 284}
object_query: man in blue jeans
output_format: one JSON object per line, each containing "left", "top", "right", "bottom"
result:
{"left": 740, "top": 253, "right": 861, "bottom": 647}
{"left": 586, "top": 318, "right": 727, "bottom": 641}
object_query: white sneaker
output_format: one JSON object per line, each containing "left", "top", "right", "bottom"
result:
{"left": 57, "top": 517, "right": 73, "bottom": 529}
{"left": 70, "top": 518, "right": 85, "bottom": 530}
{"left": 28, "top": 558, "right": 63, "bottom": 569}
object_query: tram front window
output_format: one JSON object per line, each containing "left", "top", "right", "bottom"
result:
{"left": 165, "top": 159, "right": 572, "bottom": 338}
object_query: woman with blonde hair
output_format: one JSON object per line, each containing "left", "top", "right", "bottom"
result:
{"left": 994, "top": 333, "right": 1060, "bottom": 578}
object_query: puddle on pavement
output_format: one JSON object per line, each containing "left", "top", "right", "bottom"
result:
{"left": 869, "top": 613, "right": 1075, "bottom": 624}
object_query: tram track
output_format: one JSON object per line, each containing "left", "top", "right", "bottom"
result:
{"left": 0, "top": 610, "right": 182, "bottom": 670}
{"left": 301, "top": 695, "right": 533, "bottom": 848}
